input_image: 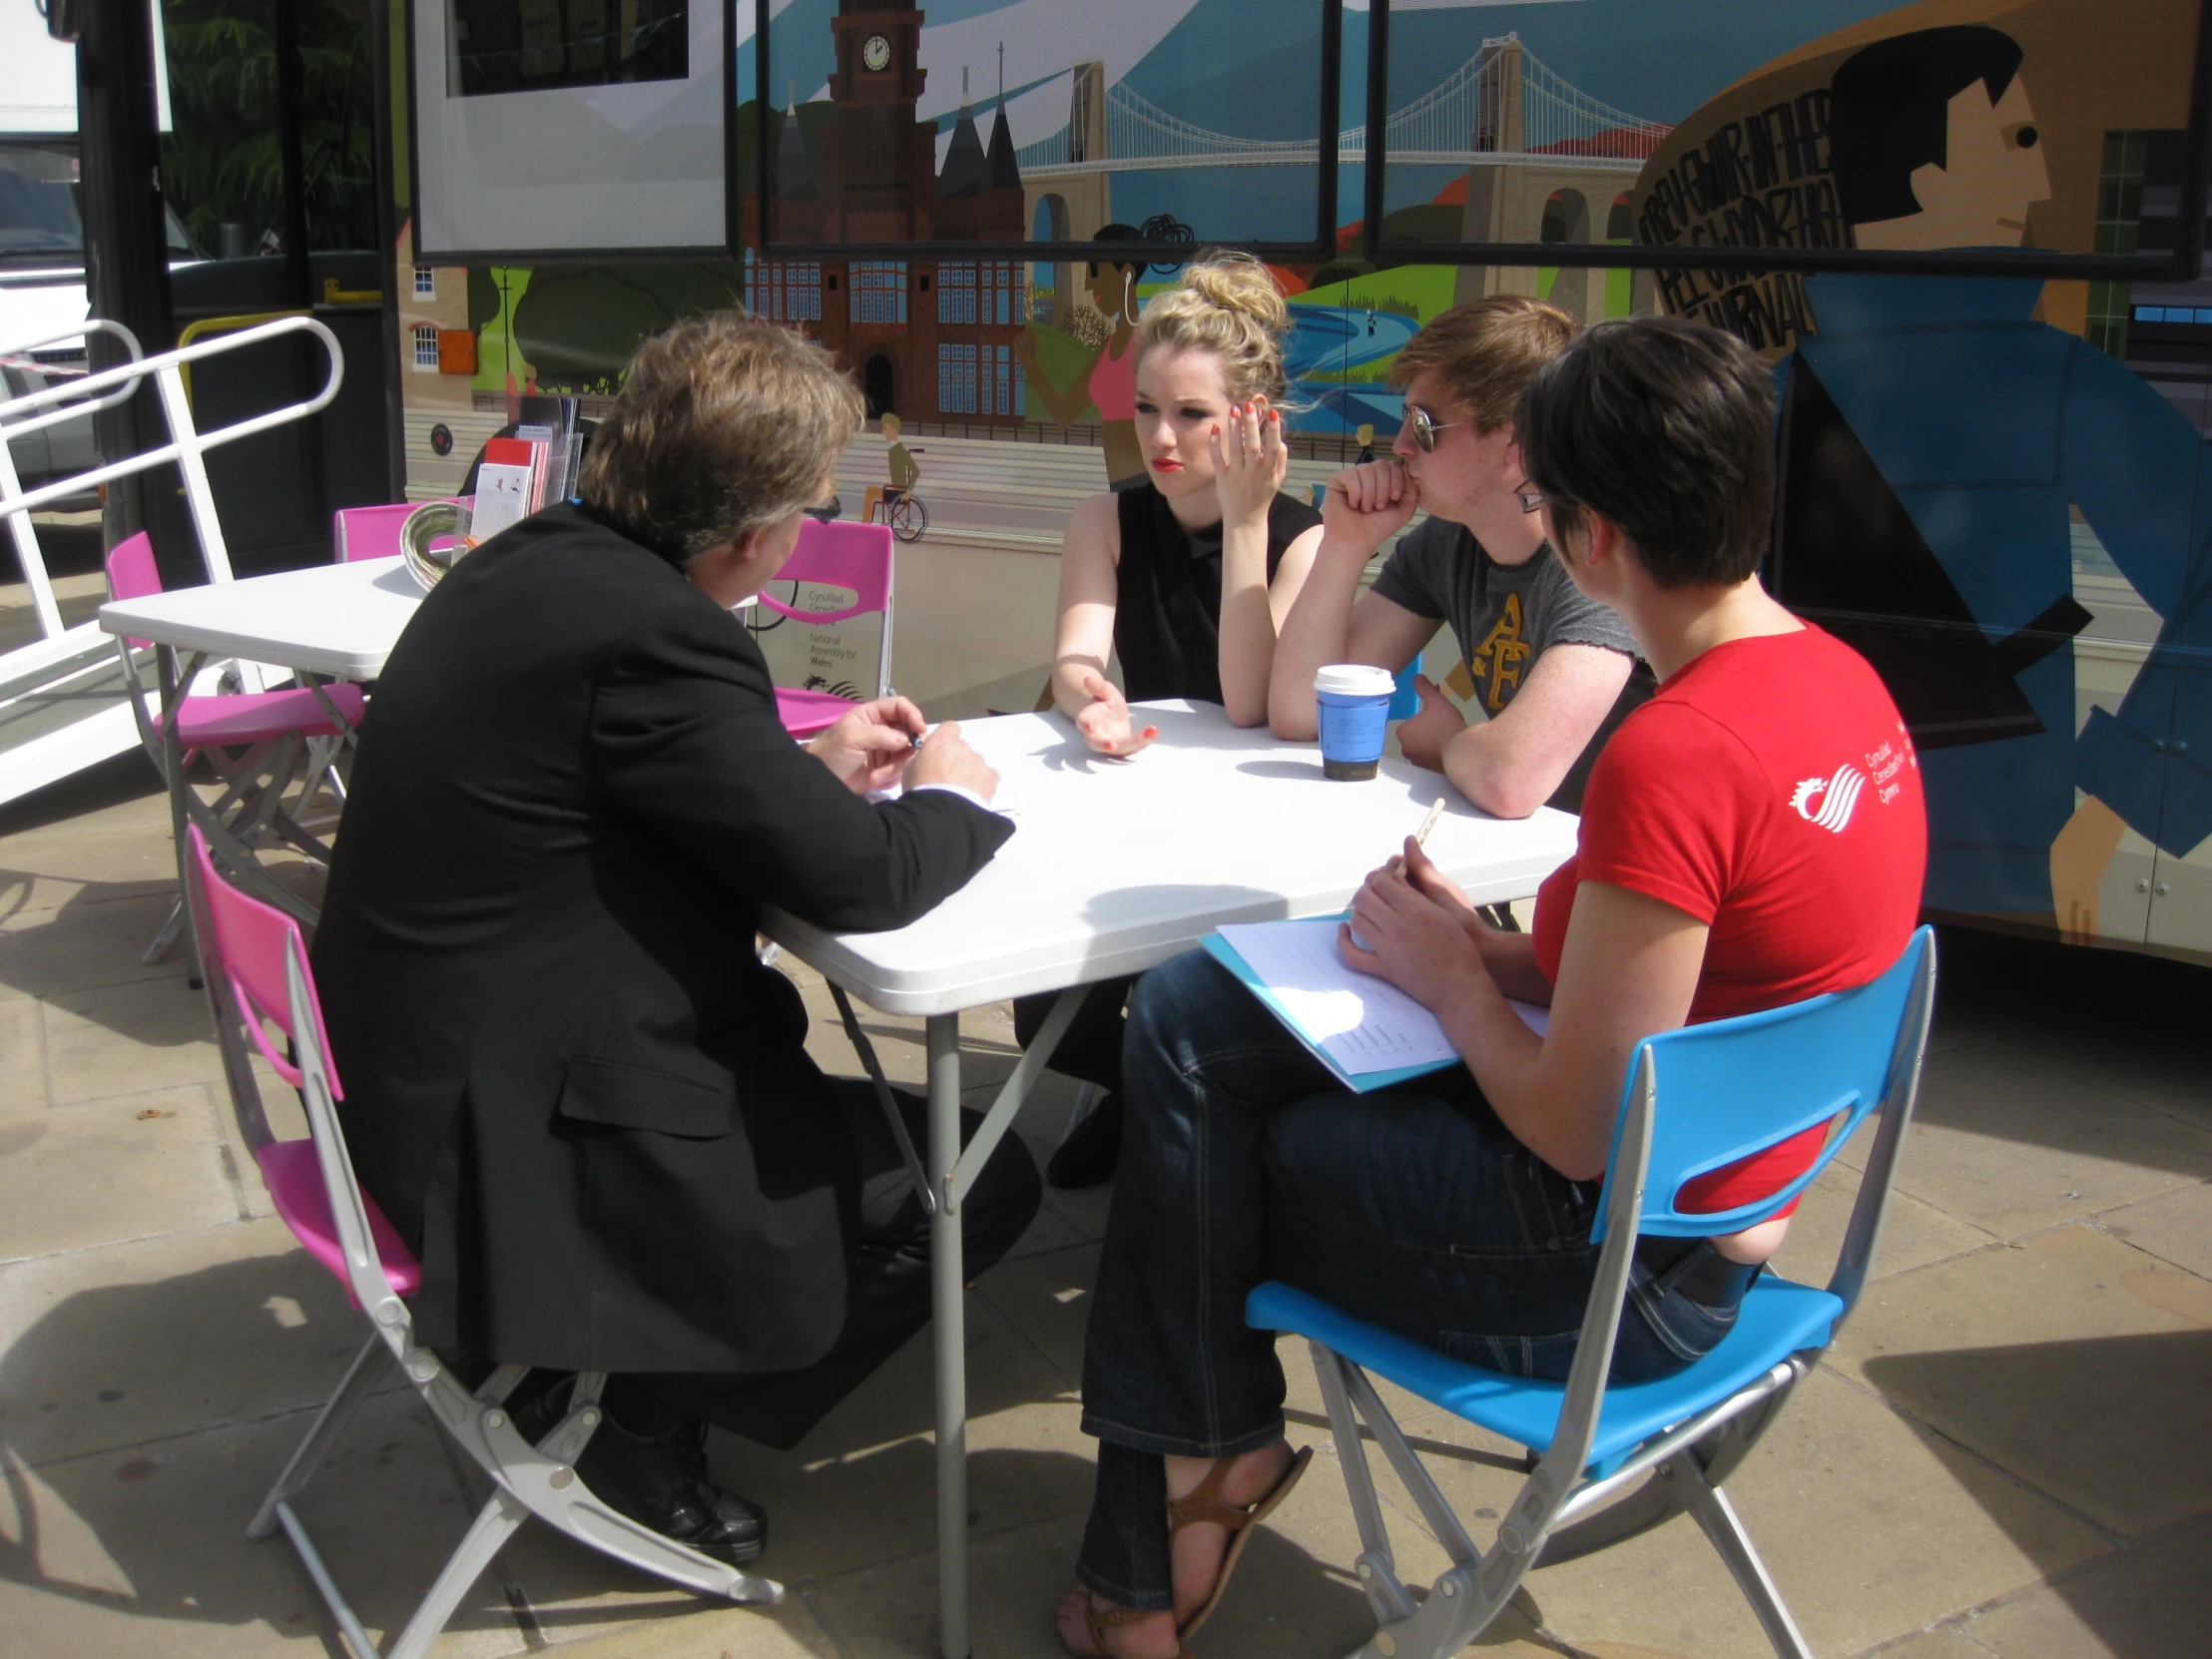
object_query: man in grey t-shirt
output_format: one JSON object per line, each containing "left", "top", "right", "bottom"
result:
{"left": 1273, "top": 296, "right": 1649, "bottom": 816}
{"left": 1369, "top": 515, "right": 1652, "bottom": 812}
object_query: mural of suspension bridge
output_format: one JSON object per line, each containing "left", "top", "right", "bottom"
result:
{"left": 1013, "top": 33, "right": 1670, "bottom": 175}
{"left": 1013, "top": 35, "right": 1671, "bottom": 434}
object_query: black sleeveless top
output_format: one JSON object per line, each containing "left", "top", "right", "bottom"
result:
{"left": 1112, "top": 484, "right": 1323, "bottom": 704}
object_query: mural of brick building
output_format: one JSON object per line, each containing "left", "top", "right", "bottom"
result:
{"left": 748, "top": 0, "right": 1029, "bottom": 425}
{"left": 392, "top": 221, "right": 476, "bottom": 413}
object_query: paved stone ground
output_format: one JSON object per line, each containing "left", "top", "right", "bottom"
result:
{"left": 2, "top": 753, "right": 2207, "bottom": 1659}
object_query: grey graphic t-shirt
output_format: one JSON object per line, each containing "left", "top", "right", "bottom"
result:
{"left": 1371, "top": 515, "right": 1651, "bottom": 811}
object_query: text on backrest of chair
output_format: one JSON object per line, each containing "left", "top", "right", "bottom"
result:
{"left": 1592, "top": 928, "right": 1935, "bottom": 1243}
{"left": 185, "top": 826, "right": 342, "bottom": 1096}
{"left": 754, "top": 519, "right": 893, "bottom": 623}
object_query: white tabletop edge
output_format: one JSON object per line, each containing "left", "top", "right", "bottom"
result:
{"left": 762, "top": 705, "right": 1578, "bottom": 1016}
{"left": 97, "top": 559, "right": 422, "bottom": 680}
{"left": 765, "top": 842, "right": 1566, "bottom": 1016}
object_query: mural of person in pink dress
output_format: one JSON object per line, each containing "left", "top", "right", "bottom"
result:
{"left": 1016, "top": 223, "right": 1150, "bottom": 489}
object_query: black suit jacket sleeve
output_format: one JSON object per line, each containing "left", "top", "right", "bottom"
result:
{"left": 589, "top": 593, "right": 1014, "bottom": 932}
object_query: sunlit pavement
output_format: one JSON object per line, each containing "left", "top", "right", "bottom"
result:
{"left": 2, "top": 753, "right": 2207, "bottom": 1658}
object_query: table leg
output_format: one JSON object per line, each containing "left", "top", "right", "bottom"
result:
{"left": 928, "top": 1011, "right": 969, "bottom": 1659}
{"left": 158, "top": 648, "right": 205, "bottom": 986}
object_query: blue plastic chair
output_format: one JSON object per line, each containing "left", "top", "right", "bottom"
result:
{"left": 1247, "top": 926, "right": 1936, "bottom": 1659}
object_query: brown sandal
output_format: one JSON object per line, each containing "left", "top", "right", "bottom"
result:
{"left": 1067, "top": 1590, "right": 1192, "bottom": 1659}
{"left": 1169, "top": 1444, "right": 1314, "bottom": 1641}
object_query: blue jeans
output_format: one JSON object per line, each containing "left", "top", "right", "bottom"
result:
{"left": 1076, "top": 950, "right": 1746, "bottom": 1611}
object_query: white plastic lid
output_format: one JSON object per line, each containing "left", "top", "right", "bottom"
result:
{"left": 1314, "top": 663, "right": 1396, "bottom": 698}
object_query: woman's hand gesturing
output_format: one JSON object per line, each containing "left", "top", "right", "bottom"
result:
{"left": 1210, "top": 395, "right": 1289, "bottom": 531}
{"left": 1074, "top": 672, "right": 1159, "bottom": 759}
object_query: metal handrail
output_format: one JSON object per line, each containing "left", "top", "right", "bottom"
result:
{"left": 0, "top": 314, "right": 344, "bottom": 537}
{"left": 0, "top": 319, "right": 148, "bottom": 443}
{"left": 173, "top": 309, "right": 310, "bottom": 402}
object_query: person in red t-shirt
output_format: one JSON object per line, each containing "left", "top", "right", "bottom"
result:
{"left": 1053, "top": 316, "right": 1927, "bottom": 1659}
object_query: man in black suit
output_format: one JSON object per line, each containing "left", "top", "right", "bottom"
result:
{"left": 311, "top": 314, "right": 1039, "bottom": 1563}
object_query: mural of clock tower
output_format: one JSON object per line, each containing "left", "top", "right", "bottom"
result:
{"left": 750, "top": 1, "right": 1030, "bottom": 426}
{"left": 826, "top": 0, "right": 930, "bottom": 242}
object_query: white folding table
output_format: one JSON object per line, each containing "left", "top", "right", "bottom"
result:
{"left": 761, "top": 700, "right": 1578, "bottom": 1659}
{"left": 98, "top": 559, "right": 422, "bottom": 938}
{"left": 99, "top": 556, "right": 426, "bottom": 684}
{"left": 99, "top": 568, "right": 1583, "bottom": 1657}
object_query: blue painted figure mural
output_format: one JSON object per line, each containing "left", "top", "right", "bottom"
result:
{"left": 1634, "top": 1, "right": 2211, "bottom": 957}
{"left": 1780, "top": 25, "right": 2209, "bottom": 936}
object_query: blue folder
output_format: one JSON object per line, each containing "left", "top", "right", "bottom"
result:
{"left": 1200, "top": 917, "right": 1464, "bottom": 1094}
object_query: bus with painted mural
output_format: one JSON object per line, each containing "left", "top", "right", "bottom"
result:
{"left": 391, "top": 0, "right": 2212, "bottom": 966}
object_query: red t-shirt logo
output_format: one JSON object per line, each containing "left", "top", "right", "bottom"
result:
{"left": 1790, "top": 764, "right": 1867, "bottom": 832}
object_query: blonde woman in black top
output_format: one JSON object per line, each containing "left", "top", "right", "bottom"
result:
{"left": 1021, "top": 253, "right": 1326, "bottom": 1187}
{"left": 1048, "top": 252, "right": 1326, "bottom": 753}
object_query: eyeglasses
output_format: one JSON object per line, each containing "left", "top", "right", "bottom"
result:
{"left": 1513, "top": 484, "right": 1546, "bottom": 514}
{"left": 1404, "top": 403, "right": 1467, "bottom": 453}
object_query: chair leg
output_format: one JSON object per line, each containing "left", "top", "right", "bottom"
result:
{"left": 1061, "top": 1080, "right": 1099, "bottom": 1141}
{"left": 383, "top": 1487, "right": 532, "bottom": 1659}
{"left": 1310, "top": 1345, "right": 1418, "bottom": 1628}
{"left": 248, "top": 1333, "right": 392, "bottom": 1540}
{"left": 1532, "top": 1469, "right": 1684, "bottom": 1567}
{"left": 141, "top": 895, "right": 188, "bottom": 967}
{"left": 272, "top": 1498, "right": 384, "bottom": 1659}
{"left": 1674, "top": 1454, "right": 1814, "bottom": 1659}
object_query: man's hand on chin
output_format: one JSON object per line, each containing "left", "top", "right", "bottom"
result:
{"left": 809, "top": 696, "right": 927, "bottom": 795}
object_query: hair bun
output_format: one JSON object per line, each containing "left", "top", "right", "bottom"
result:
{"left": 1180, "top": 253, "right": 1289, "bottom": 336}
{"left": 1132, "top": 249, "right": 1299, "bottom": 410}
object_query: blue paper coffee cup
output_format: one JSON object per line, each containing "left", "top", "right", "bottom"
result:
{"left": 1315, "top": 664, "right": 1395, "bottom": 781}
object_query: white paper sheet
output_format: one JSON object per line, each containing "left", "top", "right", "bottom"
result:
{"left": 1216, "top": 917, "right": 1549, "bottom": 1077}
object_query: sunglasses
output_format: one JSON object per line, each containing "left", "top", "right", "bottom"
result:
{"left": 1404, "top": 403, "right": 1467, "bottom": 453}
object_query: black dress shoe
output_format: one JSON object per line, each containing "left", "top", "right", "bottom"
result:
{"left": 1046, "top": 1092, "right": 1124, "bottom": 1189}
{"left": 511, "top": 1376, "right": 767, "bottom": 1564}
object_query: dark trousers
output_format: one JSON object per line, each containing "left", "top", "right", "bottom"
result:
{"left": 1012, "top": 975, "right": 1135, "bottom": 1093}
{"left": 1076, "top": 951, "right": 1745, "bottom": 1611}
{"left": 614, "top": 1080, "right": 1040, "bottom": 1450}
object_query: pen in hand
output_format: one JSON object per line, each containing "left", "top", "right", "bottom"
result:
{"left": 1355, "top": 797, "right": 1450, "bottom": 949}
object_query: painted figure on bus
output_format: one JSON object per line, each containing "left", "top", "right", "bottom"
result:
{"left": 1771, "top": 23, "right": 2210, "bottom": 939}
{"left": 1014, "top": 224, "right": 1149, "bottom": 490}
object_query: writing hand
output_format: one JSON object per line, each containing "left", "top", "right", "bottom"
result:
{"left": 1338, "top": 850, "right": 1489, "bottom": 1012}
{"left": 1394, "top": 675, "right": 1467, "bottom": 773}
{"left": 905, "top": 719, "right": 999, "bottom": 802}
{"left": 808, "top": 695, "right": 928, "bottom": 795}
{"left": 1074, "top": 672, "right": 1158, "bottom": 759}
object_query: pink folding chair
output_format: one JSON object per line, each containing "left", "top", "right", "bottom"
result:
{"left": 181, "top": 828, "right": 782, "bottom": 1659}
{"left": 107, "top": 533, "right": 367, "bottom": 962}
{"left": 184, "top": 825, "right": 415, "bottom": 1303}
{"left": 751, "top": 518, "right": 896, "bottom": 739}
{"left": 331, "top": 501, "right": 419, "bottom": 563}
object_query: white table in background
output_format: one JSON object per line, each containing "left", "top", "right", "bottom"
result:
{"left": 762, "top": 700, "right": 1578, "bottom": 1659}
{"left": 96, "top": 560, "right": 421, "bottom": 934}
{"left": 99, "top": 556, "right": 422, "bottom": 682}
